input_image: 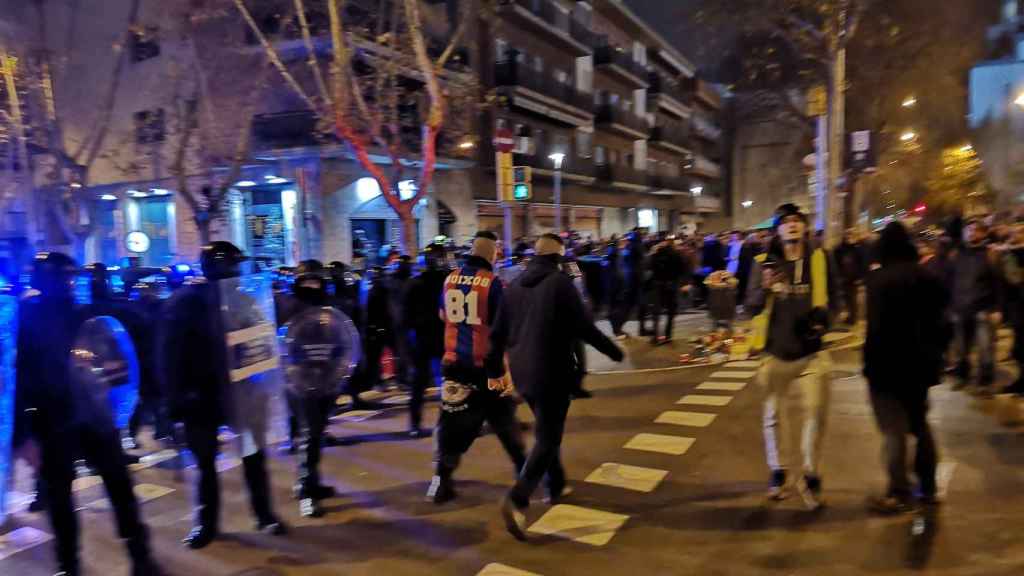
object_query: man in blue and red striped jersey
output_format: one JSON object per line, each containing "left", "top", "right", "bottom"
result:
{"left": 426, "top": 231, "right": 527, "bottom": 504}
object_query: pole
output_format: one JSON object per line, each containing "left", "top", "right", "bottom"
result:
{"left": 815, "top": 115, "right": 828, "bottom": 232}
{"left": 827, "top": 5, "right": 848, "bottom": 246}
{"left": 1, "top": 53, "right": 35, "bottom": 246}
{"left": 496, "top": 150, "right": 512, "bottom": 254}
{"left": 554, "top": 168, "right": 562, "bottom": 232}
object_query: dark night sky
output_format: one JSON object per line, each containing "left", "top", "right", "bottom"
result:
{"left": 624, "top": 0, "right": 733, "bottom": 73}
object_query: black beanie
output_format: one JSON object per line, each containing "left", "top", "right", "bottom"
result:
{"left": 773, "top": 203, "right": 806, "bottom": 230}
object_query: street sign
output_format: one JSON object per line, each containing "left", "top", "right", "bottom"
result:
{"left": 807, "top": 85, "right": 827, "bottom": 117}
{"left": 493, "top": 127, "right": 515, "bottom": 153}
{"left": 846, "top": 130, "right": 876, "bottom": 173}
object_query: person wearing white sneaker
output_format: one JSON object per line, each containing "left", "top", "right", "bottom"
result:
{"left": 746, "top": 204, "right": 838, "bottom": 510}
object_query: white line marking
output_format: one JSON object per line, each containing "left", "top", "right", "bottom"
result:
{"left": 528, "top": 504, "right": 630, "bottom": 547}
{"left": 697, "top": 381, "right": 747, "bottom": 391}
{"left": 725, "top": 360, "right": 761, "bottom": 368}
{"left": 0, "top": 527, "right": 54, "bottom": 561}
{"left": 476, "top": 563, "right": 542, "bottom": 576}
{"left": 677, "top": 394, "right": 732, "bottom": 406}
{"left": 709, "top": 370, "right": 757, "bottom": 379}
{"left": 655, "top": 411, "right": 716, "bottom": 427}
{"left": 584, "top": 462, "right": 668, "bottom": 493}
{"left": 623, "top": 433, "right": 695, "bottom": 456}
{"left": 936, "top": 461, "right": 957, "bottom": 499}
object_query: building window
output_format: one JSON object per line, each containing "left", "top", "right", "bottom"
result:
{"left": 131, "top": 26, "right": 161, "bottom": 62}
{"left": 625, "top": 153, "right": 634, "bottom": 168}
{"left": 495, "top": 38, "right": 508, "bottom": 62}
{"left": 608, "top": 93, "right": 620, "bottom": 106}
{"left": 576, "top": 130, "right": 592, "bottom": 158}
{"left": 533, "top": 55, "right": 544, "bottom": 73}
{"left": 609, "top": 149, "right": 618, "bottom": 165}
{"left": 134, "top": 108, "right": 165, "bottom": 144}
{"left": 554, "top": 69, "right": 570, "bottom": 85}
{"left": 533, "top": 129, "right": 545, "bottom": 156}
{"left": 594, "top": 145, "right": 607, "bottom": 165}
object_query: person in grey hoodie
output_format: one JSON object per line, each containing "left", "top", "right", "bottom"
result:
{"left": 746, "top": 204, "right": 838, "bottom": 510}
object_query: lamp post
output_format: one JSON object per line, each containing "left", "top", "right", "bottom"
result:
{"left": 549, "top": 152, "right": 565, "bottom": 232}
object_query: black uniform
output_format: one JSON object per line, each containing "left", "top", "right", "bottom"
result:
{"left": 428, "top": 254, "right": 526, "bottom": 504}
{"left": 161, "top": 241, "right": 285, "bottom": 550}
{"left": 15, "top": 253, "right": 157, "bottom": 576}
{"left": 649, "top": 243, "right": 688, "bottom": 342}
{"left": 402, "top": 250, "right": 449, "bottom": 436}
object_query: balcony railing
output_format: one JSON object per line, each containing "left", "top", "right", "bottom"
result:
{"left": 595, "top": 163, "right": 647, "bottom": 187}
{"left": 594, "top": 43, "right": 648, "bottom": 85}
{"left": 689, "top": 154, "right": 722, "bottom": 179}
{"left": 694, "top": 79, "right": 723, "bottom": 109}
{"left": 649, "top": 173, "right": 690, "bottom": 192}
{"left": 650, "top": 121, "right": 690, "bottom": 150}
{"left": 691, "top": 113, "right": 722, "bottom": 141}
{"left": 501, "top": 0, "right": 593, "bottom": 54}
{"left": 495, "top": 60, "right": 592, "bottom": 114}
{"left": 647, "top": 72, "right": 690, "bottom": 106}
{"left": 595, "top": 105, "right": 649, "bottom": 136}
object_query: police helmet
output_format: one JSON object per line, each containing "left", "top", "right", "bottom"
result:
{"left": 199, "top": 241, "right": 246, "bottom": 281}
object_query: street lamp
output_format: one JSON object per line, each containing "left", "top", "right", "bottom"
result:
{"left": 741, "top": 200, "right": 753, "bottom": 208}
{"left": 902, "top": 96, "right": 917, "bottom": 108}
{"left": 1015, "top": 92, "right": 1024, "bottom": 108}
{"left": 900, "top": 131, "right": 917, "bottom": 142}
{"left": 960, "top": 144, "right": 974, "bottom": 153}
{"left": 549, "top": 152, "right": 566, "bottom": 231}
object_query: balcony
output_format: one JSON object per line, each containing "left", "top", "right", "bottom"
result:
{"left": 498, "top": 0, "right": 593, "bottom": 56}
{"left": 691, "top": 112, "right": 722, "bottom": 142}
{"left": 595, "top": 163, "right": 648, "bottom": 189}
{"left": 649, "top": 121, "right": 690, "bottom": 154}
{"left": 694, "top": 195, "right": 722, "bottom": 213}
{"left": 251, "top": 110, "right": 321, "bottom": 151}
{"left": 688, "top": 154, "right": 722, "bottom": 179}
{"left": 649, "top": 173, "right": 690, "bottom": 192}
{"left": 595, "top": 104, "right": 649, "bottom": 139}
{"left": 694, "top": 79, "right": 722, "bottom": 109}
{"left": 647, "top": 72, "right": 691, "bottom": 114}
{"left": 594, "top": 42, "right": 648, "bottom": 87}
{"left": 495, "top": 61, "right": 593, "bottom": 126}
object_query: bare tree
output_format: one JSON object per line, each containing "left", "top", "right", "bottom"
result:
{"left": 236, "top": 0, "right": 477, "bottom": 254}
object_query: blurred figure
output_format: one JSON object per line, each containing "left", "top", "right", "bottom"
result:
{"left": 428, "top": 231, "right": 526, "bottom": 504}
{"left": 834, "top": 229, "right": 867, "bottom": 326}
{"left": 649, "top": 236, "right": 688, "bottom": 344}
{"left": 951, "top": 219, "right": 1002, "bottom": 392}
{"left": 725, "top": 231, "right": 743, "bottom": 275}
{"left": 489, "top": 234, "right": 624, "bottom": 540}
{"left": 1001, "top": 223, "right": 1024, "bottom": 395}
{"left": 610, "top": 229, "right": 647, "bottom": 338}
{"left": 863, "top": 222, "right": 948, "bottom": 513}
{"left": 16, "top": 252, "right": 160, "bottom": 576}
{"left": 403, "top": 243, "right": 450, "bottom": 437}
{"left": 362, "top": 264, "right": 395, "bottom": 399}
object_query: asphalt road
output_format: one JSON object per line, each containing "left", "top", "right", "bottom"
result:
{"left": 3, "top": 329, "right": 1024, "bottom": 576}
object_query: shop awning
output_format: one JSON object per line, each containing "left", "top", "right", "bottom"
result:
{"left": 750, "top": 217, "right": 775, "bottom": 230}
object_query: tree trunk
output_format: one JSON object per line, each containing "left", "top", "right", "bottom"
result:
{"left": 399, "top": 207, "right": 418, "bottom": 256}
{"left": 196, "top": 217, "right": 212, "bottom": 246}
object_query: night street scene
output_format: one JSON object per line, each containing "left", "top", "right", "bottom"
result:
{"left": 4, "top": 0, "right": 1024, "bottom": 575}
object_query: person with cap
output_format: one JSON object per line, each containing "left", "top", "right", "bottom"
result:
{"left": 161, "top": 241, "right": 286, "bottom": 549}
{"left": 427, "top": 231, "right": 527, "bottom": 504}
{"left": 15, "top": 252, "right": 162, "bottom": 575}
{"left": 488, "top": 233, "right": 624, "bottom": 540}
{"left": 402, "top": 242, "right": 450, "bottom": 438}
{"left": 950, "top": 218, "right": 1003, "bottom": 393}
{"left": 863, "top": 222, "right": 949, "bottom": 514}
{"left": 745, "top": 204, "right": 838, "bottom": 510}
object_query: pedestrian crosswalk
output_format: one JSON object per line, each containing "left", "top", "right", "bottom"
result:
{"left": 521, "top": 358, "right": 764, "bottom": 554}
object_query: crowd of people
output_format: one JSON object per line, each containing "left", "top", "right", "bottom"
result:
{"left": 7, "top": 201, "right": 1024, "bottom": 574}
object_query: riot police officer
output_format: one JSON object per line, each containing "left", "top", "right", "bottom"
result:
{"left": 15, "top": 252, "right": 160, "bottom": 575}
{"left": 282, "top": 265, "right": 360, "bottom": 517}
{"left": 161, "top": 241, "right": 286, "bottom": 549}
{"left": 403, "top": 243, "right": 450, "bottom": 438}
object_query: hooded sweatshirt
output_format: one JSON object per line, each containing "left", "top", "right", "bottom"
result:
{"left": 487, "top": 254, "right": 622, "bottom": 400}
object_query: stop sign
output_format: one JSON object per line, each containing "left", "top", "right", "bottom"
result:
{"left": 493, "top": 128, "right": 515, "bottom": 153}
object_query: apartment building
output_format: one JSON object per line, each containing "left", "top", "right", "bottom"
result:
{"left": 476, "top": 0, "right": 726, "bottom": 239}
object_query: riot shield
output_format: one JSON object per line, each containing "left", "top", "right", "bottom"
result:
{"left": 217, "top": 274, "right": 282, "bottom": 444}
{"left": 218, "top": 273, "right": 281, "bottom": 390}
{"left": 281, "top": 306, "right": 361, "bottom": 399}
{"left": 68, "top": 316, "right": 140, "bottom": 432}
{"left": 0, "top": 295, "right": 16, "bottom": 525}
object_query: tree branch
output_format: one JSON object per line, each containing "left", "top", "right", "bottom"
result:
{"left": 434, "top": 7, "right": 468, "bottom": 71}
{"left": 293, "top": 0, "right": 333, "bottom": 108}
{"left": 233, "top": 0, "right": 318, "bottom": 112}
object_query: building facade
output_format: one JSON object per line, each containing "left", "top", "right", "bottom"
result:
{"left": 1, "top": 0, "right": 727, "bottom": 272}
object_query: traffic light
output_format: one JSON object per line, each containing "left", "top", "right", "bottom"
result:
{"left": 510, "top": 166, "right": 531, "bottom": 201}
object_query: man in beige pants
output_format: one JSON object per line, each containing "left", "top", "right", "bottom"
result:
{"left": 746, "top": 204, "right": 836, "bottom": 510}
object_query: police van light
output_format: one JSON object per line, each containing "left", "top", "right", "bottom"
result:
{"left": 174, "top": 264, "right": 191, "bottom": 274}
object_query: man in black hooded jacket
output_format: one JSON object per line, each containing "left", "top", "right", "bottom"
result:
{"left": 488, "top": 233, "right": 624, "bottom": 540}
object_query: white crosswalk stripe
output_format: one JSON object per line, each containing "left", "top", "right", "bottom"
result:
{"left": 697, "top": 381, "right": 747, "bottom": 391}
{"left": 624, "top": 433, "right": 695, "bottom": 456}
{"left": 655, "top": 411, "right": 717, "bottom": 427}
{"left": 709, "top": 370, "right": 757, "bottom": 379}
{"left": 584, "top": 463, "right": 668, "bottom": 493}
{"left": 725, "top": 360, "right": 761, "bottom": 369}
{"left": 477, "top": 563, "right": 542, "bottom": 576}
{"left": 528, "top": 504, "right": 630, "bottom": 546}
{"left": 676, "top": 394, "right": 732, "bottom": 406}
